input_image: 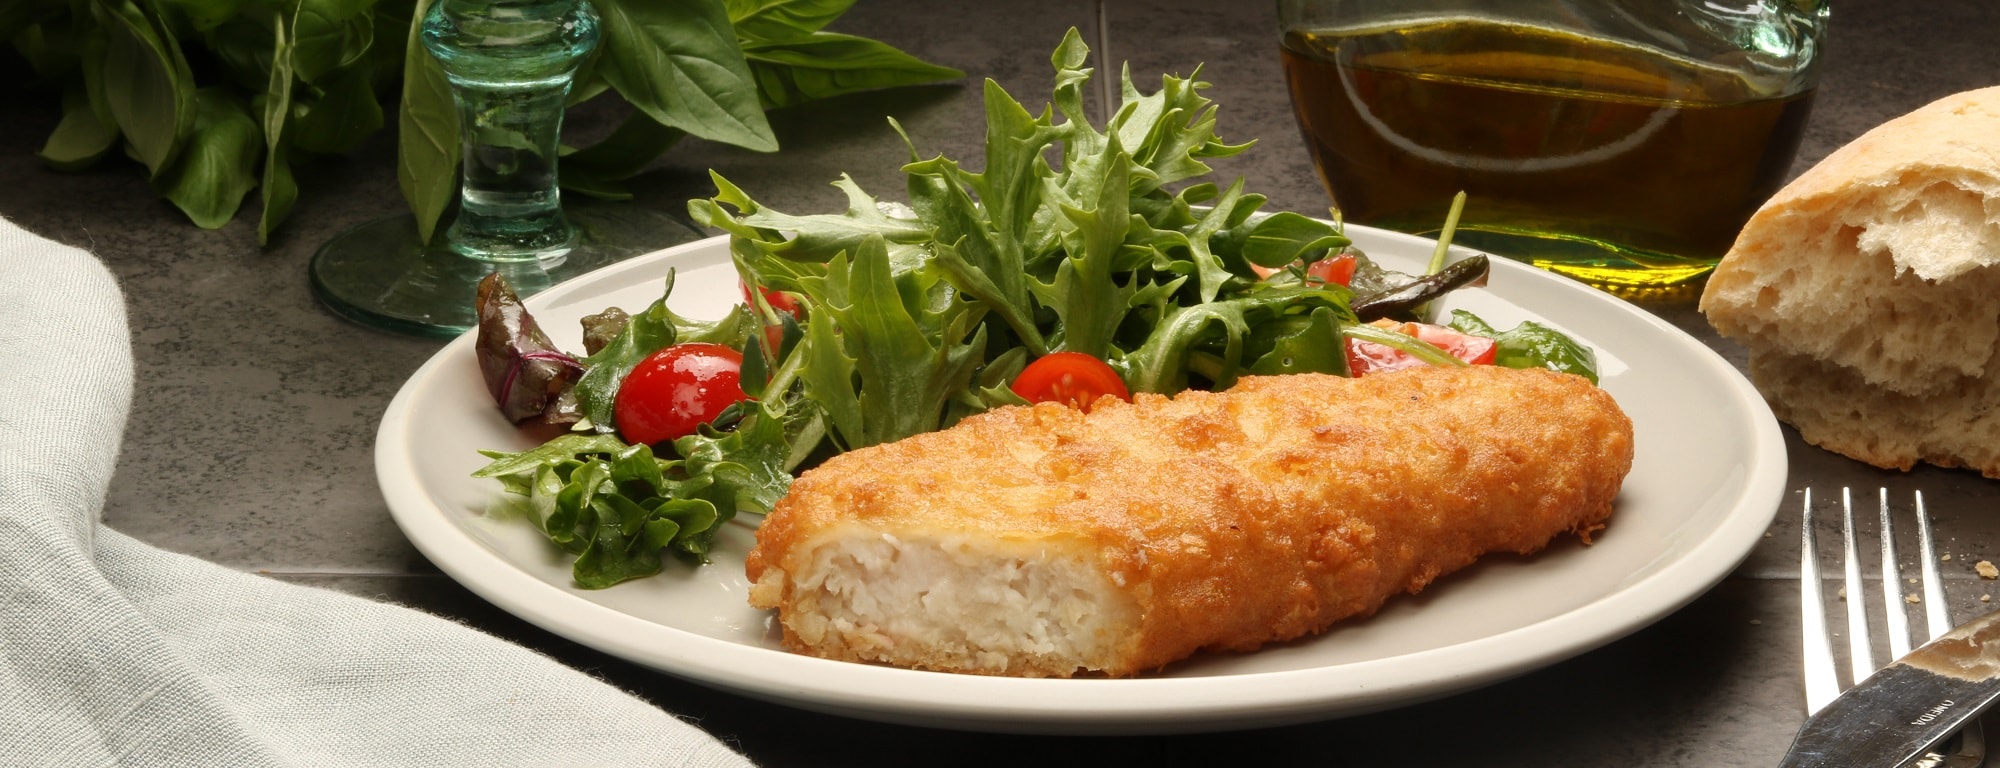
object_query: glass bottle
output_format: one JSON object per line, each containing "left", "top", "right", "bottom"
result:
{"left": 1276, "top": 0, "right": 1828, "bottom": 302}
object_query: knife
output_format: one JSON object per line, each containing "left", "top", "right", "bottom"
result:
{"left": 1779, "top": 608, "right": 2000, "bottom": 767}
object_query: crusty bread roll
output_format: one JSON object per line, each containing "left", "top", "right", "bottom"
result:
{"left": 1700, "top": 85, "right": 2000, "bottom": 476}
{"left": 746, "top": 366, "right": 1633, "bottom": 678}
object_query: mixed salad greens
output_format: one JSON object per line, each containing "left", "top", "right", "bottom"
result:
{"left": 471, "top": 29, "right": 1600, "bottom": 589}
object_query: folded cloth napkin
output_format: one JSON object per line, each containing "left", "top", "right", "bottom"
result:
{"left": 0, "top": 218, "right": 755, "bottom": 768}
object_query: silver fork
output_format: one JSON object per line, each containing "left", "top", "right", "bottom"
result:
{"left": 1801, "top": 487, "right": 1988, "bottom": 767}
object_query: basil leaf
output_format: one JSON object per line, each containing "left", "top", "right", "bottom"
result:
{"left": 561, "top": 107, "right": 685, "bottom": 182}
{"left": 290, "top": 0, "right": 373, "bottom": 85}
{"left": 95, "top": 0, "right": 196, "bottom": 178}
{"left": 258, "top": 10, "right": 296, "bottom": 245}
{"left": 596, "top": 0, "right": 776, "bottom": 151}
{"left": 1246, "top": 307, "right": 1349, "bottom": 377}
{"left": 198, "top": 12, "right": 276, "bottom": 92}
{"left": 16, "top": 19, "right": 83, "bottom": 80}
{"left": 741, "top": 32, "right": 962, "bottom": 109}
{"left": 724, "top": 0, "right": 851, "bottom": 42}
{"left": 159, "top": 0, "right": 241, "bottom": 32}
{"left": 0, "top": 2, "right": 40, "bottom": 43}
{"left": 1240, "top": 211, "right": 1350, "bottom": 269}
{"left": 39, "top": 83, "right": 120, "bottom": 170}
{"left": 290, "top": 64, "right": 383, "bottom": 155}
{"left": 396, "top": 0, "right": 458, "bottom": 244}
{"left": 1447, "top": 309, "right": 1601, "bottom": 384}
{"left": 152, "top": 86, "right": 261, "bottom": 229}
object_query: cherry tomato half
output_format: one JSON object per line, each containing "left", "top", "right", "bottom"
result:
{"left": 1011, "top": 352, "right": 1131, "bottom": 412}
{"left": 739, "top": 280, "right": 803, "bottom": 317}
{"left": 1250, "top": 252, "right": 1358, "bottom": 287}
{"left": 739, "top": 280, "right": 803, "bottom": 353}
{"left": 1345, "top": 322, "right": 1498, "bottom": 376}
{"left": 614, "top": 343, "right": 750, "bottom": 446}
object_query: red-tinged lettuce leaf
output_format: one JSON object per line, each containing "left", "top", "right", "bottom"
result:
{"left": 474, "top": 273, "right": 583, "bottom": 425}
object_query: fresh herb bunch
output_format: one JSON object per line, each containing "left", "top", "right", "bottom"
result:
{"left": 5, "top": 0, "right": 961, "bottom": 244}
{"left": 472, "top": 28, "right": 1600, "bottom": 588}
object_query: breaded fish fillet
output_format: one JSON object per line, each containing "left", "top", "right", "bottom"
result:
{"left": 746, "top": 365, "right": 1635, "bottom": 678}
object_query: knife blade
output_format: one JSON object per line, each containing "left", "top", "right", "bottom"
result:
{"left": 1779, "top": 608, "right": 2000, "bottom": 767}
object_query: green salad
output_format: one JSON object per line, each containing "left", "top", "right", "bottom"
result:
{"left": 470, "top": 29, "right": 1599, "bottom": 589}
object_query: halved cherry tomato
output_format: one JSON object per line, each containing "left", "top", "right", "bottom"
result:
{"left": 1345, "top": 321, "right": 1498, "bottom": 376}
{"left": 1011, "top": 352, "right": 1131, "bottom": 412}
{"left": 739, "top": 280, "right": 803, "bottom": 317}
{"left": 614, "top": 343, "right": 750, "bottom": 445}
{"left": 739, "top": 280, "right": 803, "bottom": 353}
{"left": 1250, "top": 252, "right": 1358, "bottom": 287}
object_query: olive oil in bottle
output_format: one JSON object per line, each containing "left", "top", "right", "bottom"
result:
{"left": 1280, "top": 20, "right": 1814, "bottom": 301}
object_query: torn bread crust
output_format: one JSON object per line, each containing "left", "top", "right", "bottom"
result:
{"left": 747, "top": 366, "right": 1634, "bottom": 678}
{"left": 1701, "top": 85, "right": 2000, "bottom": 475}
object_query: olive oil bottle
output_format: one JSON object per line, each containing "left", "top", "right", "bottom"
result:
{"left": 1281, "top": 20, "right": 1814, "bottom": 301}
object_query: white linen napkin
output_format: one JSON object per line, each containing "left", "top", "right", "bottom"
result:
{"left": 0, "top": 217, "right": 755, "bottom": 768}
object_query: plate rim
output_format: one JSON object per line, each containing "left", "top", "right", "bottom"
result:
{"left": 376, "top": 225, "right": 1786, "bottom": 734}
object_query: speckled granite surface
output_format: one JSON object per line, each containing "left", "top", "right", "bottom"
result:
{"left": 4, "top": 0, "right": 1999, "bottom": 765}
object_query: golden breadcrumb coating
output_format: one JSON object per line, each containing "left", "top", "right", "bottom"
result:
{"left": 747, "top": 365, "right": 1634, "bottom": 677}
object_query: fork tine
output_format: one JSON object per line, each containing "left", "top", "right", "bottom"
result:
{"left": 1801, "top": 487, "right": 1985, "bottom": 766}
{"left": 1880, "top": 487, "right": 1914, "bottom": 659}
{"left": 1800, "top": 488, "right": 1840, "bottom": 714}
{"left": 1915, "top": 490, "right": 1952, "bottom": 639}
{"left": 1841, "top": 487, "right": 1875, "bottom": 686}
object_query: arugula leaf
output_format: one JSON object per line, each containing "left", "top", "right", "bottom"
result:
{"left": 819, "top": 235, "right": 986, "bottom": 447}
{"left": 1121, "top": 288, "right": 1353, "bottom": 393}
{"left": 697, "top": 172, "right": 932, "bottom": 263}
{"left": 1109, "top": 61, "right": 1252, "bottom": 195}
{"left": 473, "top": 400, "right": 800, "bottom": 588}
{"left": 1032, "top": 130, "right": 1135, "bottom": 358}
{"left": 572, "top": 273, "right": 758, "bottom": 431}
{"left": 900, "top": 119, "right": 1046, "bottom": 355}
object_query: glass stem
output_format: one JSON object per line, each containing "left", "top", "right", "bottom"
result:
{"left": 422, "top": 0, "right": 599, "bottom": 263}
{"left": 446, "top": 80, "right": 576, "bottom": 262}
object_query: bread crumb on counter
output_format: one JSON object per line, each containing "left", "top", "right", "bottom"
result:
{"left": 1977, "top": 560, "right": 1999, "bottom": 580}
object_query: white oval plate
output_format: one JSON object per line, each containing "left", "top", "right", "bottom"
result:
{"left": 378, "top": 226, "right": 1786, "bottom": 735}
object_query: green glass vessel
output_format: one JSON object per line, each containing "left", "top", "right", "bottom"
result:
{"left": 310, "top": 0, "right": 698, "bottom": 337}
{"left": 422, "top": 0, "right": 597, "bottom": 260}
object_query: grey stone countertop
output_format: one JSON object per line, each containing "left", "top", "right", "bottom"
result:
{"left": 4, "top": 1, "right": 1999, "bottom": 765}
